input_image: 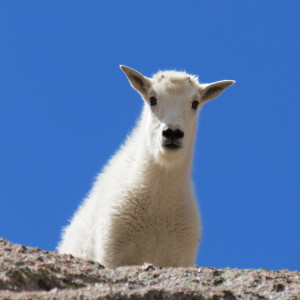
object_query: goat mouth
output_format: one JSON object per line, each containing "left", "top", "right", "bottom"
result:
{"left": 163, "top": 143, "right": 181, "bottom": 150}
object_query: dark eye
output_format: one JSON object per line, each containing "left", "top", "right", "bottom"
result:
{"left": 150, "top": 96, "right": 157, "bottom": 106}
{"left": 192, "top": 100, "right": 199, "bottom": 109}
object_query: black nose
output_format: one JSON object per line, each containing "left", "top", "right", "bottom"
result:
{"left": 162, "top": 128, "right": 184, "bottom": 139}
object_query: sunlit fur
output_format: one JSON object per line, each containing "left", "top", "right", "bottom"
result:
{"left": 57, "top": 66, "right": 234, "bottom": 268}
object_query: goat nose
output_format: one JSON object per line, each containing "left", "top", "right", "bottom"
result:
{"left": 162, "top": 128, "right": 184, "bottom": 139}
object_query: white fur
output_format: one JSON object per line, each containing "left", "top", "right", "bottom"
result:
{"left": 57, "top": 66, "right": 235, "bottom": 268}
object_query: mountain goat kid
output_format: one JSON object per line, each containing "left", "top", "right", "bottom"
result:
{"left": 57, "top": 65, "right": 235, "bottom": 268}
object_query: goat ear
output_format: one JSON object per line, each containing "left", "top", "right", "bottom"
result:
{"left": 200, "top": 80, "right": 235, "bottom": 103}
{"left": 120, "top": 65, "right": 151, "bottom": 95}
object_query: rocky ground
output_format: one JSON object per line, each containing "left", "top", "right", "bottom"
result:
{"left": 1, "top": 238, "right": 300, "bottom": 299}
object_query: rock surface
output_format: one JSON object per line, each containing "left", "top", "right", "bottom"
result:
{"left": 1, "top": 238, "right": 300, "bottom": 299}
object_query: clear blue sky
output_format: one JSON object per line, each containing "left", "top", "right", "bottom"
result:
{"left": 1, "top": 1, "right": 299, "bottom": 271}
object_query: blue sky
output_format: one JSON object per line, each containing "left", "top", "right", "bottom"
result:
{"left": 1, "top": 1, "right": 299, "bottom": 271}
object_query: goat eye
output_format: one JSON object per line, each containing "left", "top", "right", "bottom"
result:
{"left": 150, "top": 96, "right": 157, "bottom": 106}
{"left": 192, "top": 100, "right": 199, "bottom": 109}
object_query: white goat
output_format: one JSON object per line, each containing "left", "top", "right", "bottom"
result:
{"left": 58, "top": 66, "right": 235, "bottom": 268}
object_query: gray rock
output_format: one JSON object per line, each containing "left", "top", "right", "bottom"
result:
{"left": 1, "top": 238, "right": 300, "bottom": 299}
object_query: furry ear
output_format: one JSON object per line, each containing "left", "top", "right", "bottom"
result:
{"left": 120, "top": 65, "right": 151, "bottom": 95}
{"left": 200, "top": 80, "right": 235, "bottom": 103}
